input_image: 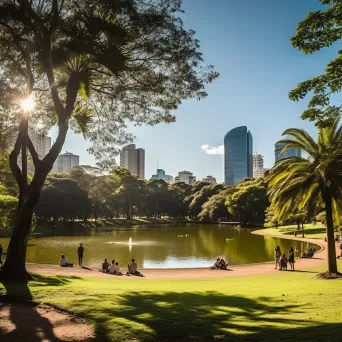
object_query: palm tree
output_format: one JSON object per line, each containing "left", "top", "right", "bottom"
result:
{"left": 267, "top": 117, "right": 342, "bottom": 274}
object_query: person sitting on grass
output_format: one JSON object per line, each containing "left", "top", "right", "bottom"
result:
{"left": 220, "top": 258, "right": 228, "bottom": 270}
{"left": 210, "top": 258, "right": 221, "bottom": 269}
{"left": 127, "top": 258, "right": 140, "bottom": 275}
{"left": 108, "top": 260, "right": 116, "bottom": 274}
{"left": 280, "top": 254, "right": 287, "bottom": 270}
{"left": 59, "top": 255, "right": 73, "bottom": 267}
{"left": 102, "top": 258, "right": 110, "bottom": 272}
{"left": 114, "top": 262, "right": 122, "bottom": 275}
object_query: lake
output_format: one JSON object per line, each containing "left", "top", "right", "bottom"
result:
{"left": 0, "top": 225, "right": 317, "bottom": 268}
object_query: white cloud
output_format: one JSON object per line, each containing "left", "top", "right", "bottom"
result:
{"left": 201, "top": 144, "right": 224, "bottom": 155}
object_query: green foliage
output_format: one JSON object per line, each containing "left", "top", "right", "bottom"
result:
{"left": 198, "top": 192, "right": 230, "bottom": 222}
{"left": 35, "top": 177, "right": 90, "bottom": 222}
{"left": 0, "top": 194, "right": 17, "bottom": 231}
{"left": 0, "top": 151, "right": 17, "bottom": 197}
{"left": 289, "top": 0, "right": 342, "bottom": 124}
{"left": 227, "top": 184, "right": 269, "bottom": 226}
{"left": 264, "top": 206, "right": 280, "bottom": 228}
{"left": 189, "top": 184, "right": 224, "bottom": 217}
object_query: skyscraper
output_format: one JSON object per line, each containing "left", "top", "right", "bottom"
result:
{"left": 53, "top": 152, "right": 79, "bottom": 173}
{"left": 224, "top": 126, "right": 253, "bottom": 185}
{"left": 274, "top": 140, "right": 301, "bottom": 162}
{"left": 253, "top": 153, "right": 265, "bottom": 178}
{"left": 151, "top": 169, "right": 173, "bottom": 184}
{"left": 120, "top": 144, "right": 145, "bottom": 179}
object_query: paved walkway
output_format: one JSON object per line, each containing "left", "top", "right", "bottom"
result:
{"left": 26, "top": 231, "right": 333, "bottom": 280}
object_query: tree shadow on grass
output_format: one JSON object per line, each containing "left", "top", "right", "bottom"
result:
{"left": 72, "top": 290, "right": 342, "bottom": 341}
{"left": 0, "top": 301, "right": 59, "bottom": 342}
{"left": 0, "top": 275, "right": 84, "bottom": 342}
{"left": 0, "top": 281, "right": 58, "bottom": 341}
{"left": 0, "top": 274, "right": 81, "bottom": 301}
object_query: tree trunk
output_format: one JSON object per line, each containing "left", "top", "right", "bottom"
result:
{"left": 302, "top": 220, "right": 304, "bottom": 238}
{"left": 0, "top": 121, "right": 69, "bottom": 282}
{"left": 325, "top": 194, "right": 338, "bottom": 274}
{"left": 0, "top": 192, "right": 39, "bottom": 281}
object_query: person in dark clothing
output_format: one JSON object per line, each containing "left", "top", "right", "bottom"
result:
{"left": 77, "top": 243, "right": 84, "bottom": 266}
{"left": 288, "top": 247, "right": 295, "bottom": 271}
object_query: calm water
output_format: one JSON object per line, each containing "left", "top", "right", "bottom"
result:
{"left": 0, "top": 225, "right": 317, "bottom": 268}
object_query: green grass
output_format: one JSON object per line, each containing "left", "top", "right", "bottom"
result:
{"left": 261, "top": 223, "right": 327, "bottom": 239}
{"left": 1, "top": 265, "right": 342, "bottom": 341}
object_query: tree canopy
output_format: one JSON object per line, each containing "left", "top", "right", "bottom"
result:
{"left": 289, "top": 0, "right": 342, "bottom": 125}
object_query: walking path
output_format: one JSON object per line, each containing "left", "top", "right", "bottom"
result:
{"left": 26, "top": 230, "right": 330, "bottom": 280}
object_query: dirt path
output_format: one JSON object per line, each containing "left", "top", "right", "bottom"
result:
{"left": 26, "top": 232, "right": 328, "bottom": 280}
{"left": 0, "top": 303, "right": 95, "bottom": 341}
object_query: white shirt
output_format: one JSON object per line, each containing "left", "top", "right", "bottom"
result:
{"left": 60, "top": 257, "right": 68, "bottom": 266}
{"left": 108, "top": 263, "right": 116, "bottom": 273}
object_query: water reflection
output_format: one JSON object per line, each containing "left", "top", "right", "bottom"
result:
{"left": 0, "top": 225, "right": 318, "bottom": 268}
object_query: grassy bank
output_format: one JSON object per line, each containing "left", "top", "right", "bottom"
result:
{"left": 261, "top": 223, "right": 328, "bottom": 239}
{"left": 1, "top": 265, "right": 342, "bottom": 341}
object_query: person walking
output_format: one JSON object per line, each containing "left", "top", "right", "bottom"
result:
{"left": 288, "top": 247, "right": 295, "bottom": 271}
{"left": 77, "top": 243, "right": 84, "bottom": 266}
{"left": 274, "top": 246, "right": 281, "bottom": 270}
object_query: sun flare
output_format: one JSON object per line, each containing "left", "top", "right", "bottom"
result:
{"left": 20, "top": 95, "right": 36, "bottom": 111}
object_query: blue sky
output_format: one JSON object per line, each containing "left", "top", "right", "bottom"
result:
{"left": 52, "top": 0, "right": 337, "bottom": 183}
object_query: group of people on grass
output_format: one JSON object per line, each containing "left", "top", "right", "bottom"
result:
{"left": 59, "top": 243, "right": 141, "bottom": 276}
{"left": 210, "top": 257, "right": 228, "bottom": 270}
{"left": 274, "top": 246, "right": 296, "bottom": 271}
{"left": 101, "top": 258, "right": 141, "bottom": 276}
{"left": 301, "top": 247, "right": 316, "bottom": 259}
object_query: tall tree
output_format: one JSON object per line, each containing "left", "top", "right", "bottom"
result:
{"left": 0, "top": 0, "right": 217, "bottom": 280}
{"left": 267, "top": 120, "right": 342, "bottom": 274}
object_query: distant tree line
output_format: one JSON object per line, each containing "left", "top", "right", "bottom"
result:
{"left": 0, "top": 156, "right": 271, "bottom": 227}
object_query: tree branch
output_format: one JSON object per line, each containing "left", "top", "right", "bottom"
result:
{"left": 44, "top": 54, "right": 65, "bottom": 118}
{"left": 9, "top": 131, "right": 23, "bottom": 186}
{"left": 27, "top": 136, "right": 41, "bottom": 167}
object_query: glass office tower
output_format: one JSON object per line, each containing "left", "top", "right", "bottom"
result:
{"left": 224, "top": 126, "right": 253, "bottom": 186}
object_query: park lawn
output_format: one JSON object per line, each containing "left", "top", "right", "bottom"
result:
{"left": 1, "top": 265, "right": 342, "bottom": 341}
{"left": 261, "top": 223, "right": 327, "bottom": 239}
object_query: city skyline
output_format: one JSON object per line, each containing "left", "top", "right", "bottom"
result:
{"left": 50, "top": 0, "right": 332, "bottom": 182}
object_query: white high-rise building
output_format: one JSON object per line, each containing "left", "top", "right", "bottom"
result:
{"left": 253, "top": 153, "right": 267, "bottom": 178}
{"left": 120, "top": 144, "right": 145, "bottom": 179}
{"left": 202, "top": 175, "right": 217, "bottom": 184}
{"left": 29, "top": 127, "right": 51, "bottom": 160}
{"left": 53, "top": 152, "right": 79, "bottom": 173}
{"left": 174, "top": 171, "right": 196, "bottom": 185}
{"left": 15, "top": 127, "right": 51, "bottom": 172}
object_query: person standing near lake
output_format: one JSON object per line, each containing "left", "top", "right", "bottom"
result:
{"left": 274, "top": 246, "right": 281, "bottom": 270}
{"left": 77, "top": 243, "right": 84, "bottom": 266}
{"left": 288, "top": 247, "right": 295, "bottom": 271}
